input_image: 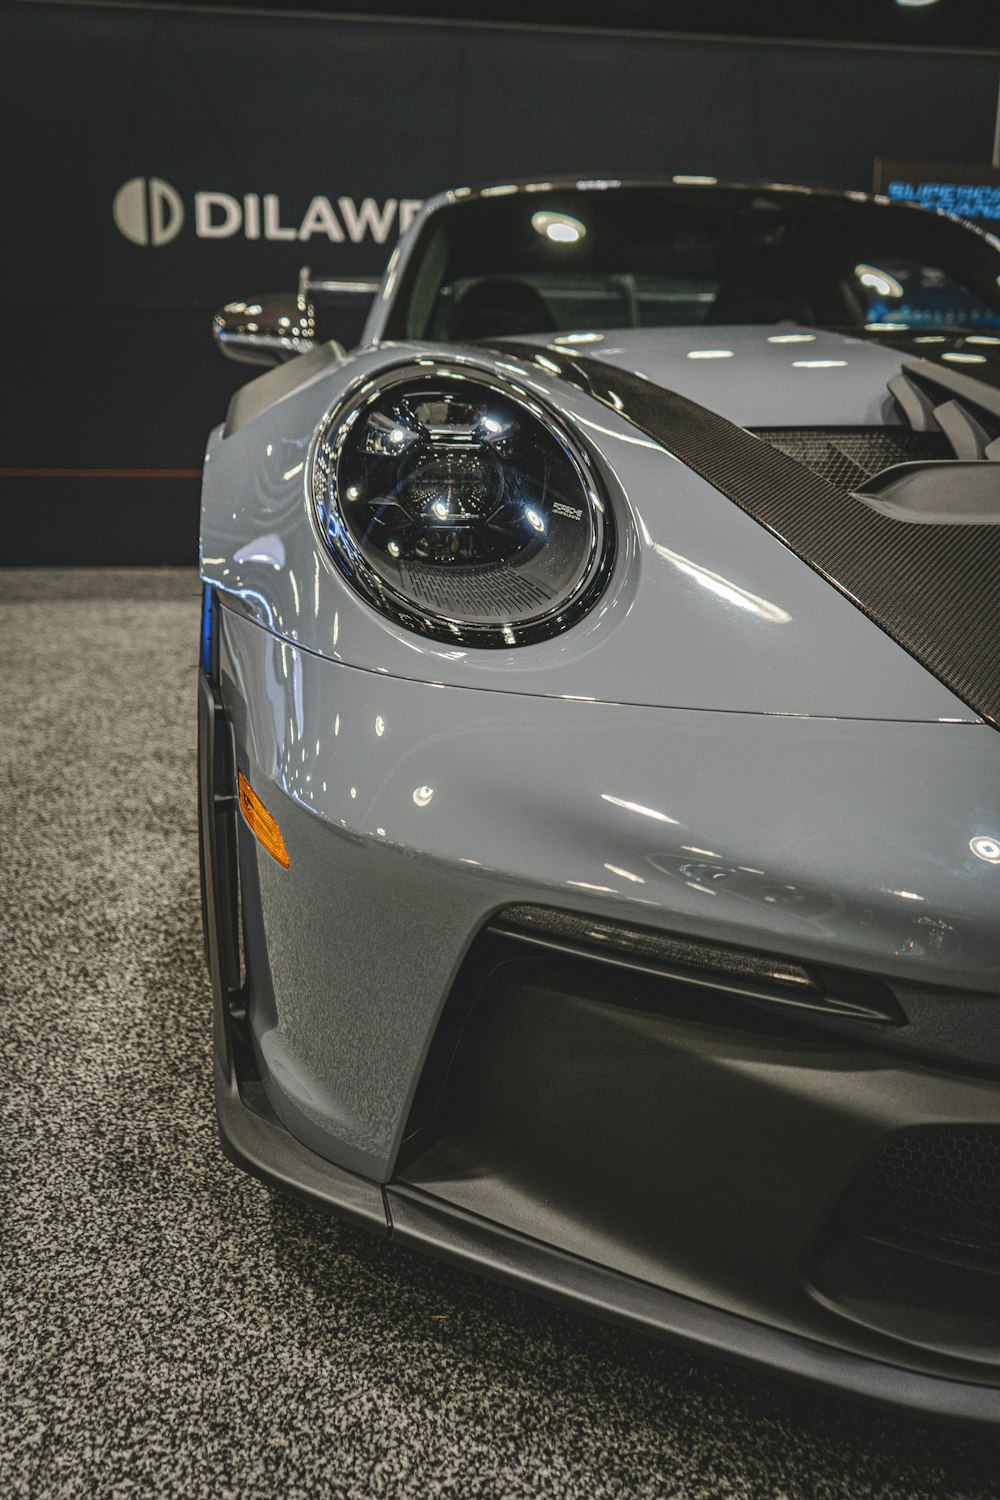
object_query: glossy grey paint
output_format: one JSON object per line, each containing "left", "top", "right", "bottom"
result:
{"left": 224, "top": 341, "right": 346, "bottom": 436}
{"left": 220, "top": 605, "right": 1000, "bottom": 1180}
{"left": 526, "top": 325, "right": 909, "bottom": 428}
{"left": 200, "top": 339, "right": 974, "bottom": 722}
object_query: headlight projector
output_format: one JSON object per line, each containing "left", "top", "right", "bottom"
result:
{"left": 311, "top": 365, "right": 613, "bottom": 646}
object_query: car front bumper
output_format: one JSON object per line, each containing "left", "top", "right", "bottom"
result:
{"left": 201, "top": 597, "right": 1000, "bottom": 1423}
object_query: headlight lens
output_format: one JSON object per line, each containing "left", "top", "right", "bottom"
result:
{"left": 311, "top": 366, "right": 612, "bottom": 646}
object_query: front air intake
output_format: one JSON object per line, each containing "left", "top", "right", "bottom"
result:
{"left": 837, "top": 1126, "right": 1000, "bottom": 1272}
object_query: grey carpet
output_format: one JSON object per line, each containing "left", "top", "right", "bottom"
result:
{"left": 1, "top": 568, "right": 998, "bottom": 1500}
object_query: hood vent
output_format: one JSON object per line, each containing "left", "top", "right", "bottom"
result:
{"left": 752, "top": 427, "right": 951, "bottom": 490}
{"left": 889, "top": 358, "right": 1000, "bottom": 462}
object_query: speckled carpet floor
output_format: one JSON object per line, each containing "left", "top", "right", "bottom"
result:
{"left": 2, "top": 567, "right": 999, "bottom": 1500}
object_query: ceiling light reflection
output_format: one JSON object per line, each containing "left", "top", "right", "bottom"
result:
{"left": 651, "top": 542, "right": 792, "bottom": 623}
{"left": 601, "top": 793, "right": 679, "bottom": 825}
{"left": 531, "top": 210, "right": 587, "bottom": 244}
{"left": 855, "top": 264, "right": 905, "bottom": 299}
{"left": 604, "top": 863, "right": 646, "bottom": 884}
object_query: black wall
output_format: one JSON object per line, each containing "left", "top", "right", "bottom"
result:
{"left": 3, "top": 0, "right": 999, "bottom": 563}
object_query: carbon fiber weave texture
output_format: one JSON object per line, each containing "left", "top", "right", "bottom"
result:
{"left": 751, "top": 428, "right": 952, "bottom": 489}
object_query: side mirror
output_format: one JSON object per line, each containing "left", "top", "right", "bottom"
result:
{"left": 212, "top": 293, "right": 316, "bottom": 367}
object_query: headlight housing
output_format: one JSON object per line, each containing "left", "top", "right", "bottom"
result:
{"left": 311, "top": 365, "right": 613, "bottom": 646}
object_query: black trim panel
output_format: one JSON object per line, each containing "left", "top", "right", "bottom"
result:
{"left": 495, "top": 342, "right": 1000, "bottom": 726}
{"left": 386, "top": 1184, "right": 1000, "bottom": 1426}
{"left": 215, "top": 1061, "right": 389, "bottom": 1232}
{"left": 211, "top": 1048, "right": 1000, "bottom": 1423}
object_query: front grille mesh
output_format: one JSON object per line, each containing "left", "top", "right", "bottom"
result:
{"left": 845, "top": 1127, "right": 1000, "bottom": 1271}
{"left": 752, "top": 427, "right": 952, "bottom": 490}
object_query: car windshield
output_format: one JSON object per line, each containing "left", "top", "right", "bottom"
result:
{"left": 384, "top": 184, "right": 1000, "bottom": 342}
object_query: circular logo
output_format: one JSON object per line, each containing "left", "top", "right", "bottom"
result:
{"left": 113, "top": 177, "right": 184, "bottom": 246}
{"left": 970, "top": 835, "right": 1000, "bottom": 864}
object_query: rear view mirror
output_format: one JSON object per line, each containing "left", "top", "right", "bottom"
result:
{"left": 213, "top": 293, "right": 316, "bottom": 367}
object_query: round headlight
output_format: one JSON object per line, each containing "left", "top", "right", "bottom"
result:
{"left": 311, "top": 366, "right": 612, "bottom": 646}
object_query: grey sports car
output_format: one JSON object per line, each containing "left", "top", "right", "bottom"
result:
{"left": 198, "top": 180, "right": 1000, "bottom": 1423}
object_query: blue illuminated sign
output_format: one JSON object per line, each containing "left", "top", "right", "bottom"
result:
{"left": 874, "top": 159, "right": 1000, "bottom": 230}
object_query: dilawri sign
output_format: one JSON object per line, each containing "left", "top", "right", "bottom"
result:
{"left": 4, "top": 0, "right": 1000, "bottom": 564}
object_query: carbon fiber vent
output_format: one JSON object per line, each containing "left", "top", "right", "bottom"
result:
{"left": 497, "top": 904, "right": 815, "bottom": 990}
{"left": 752, "top": 428, "right": 952, "bottom": 490}
{"left": 493, "top": 905, "right": 904, "bottom": 1023}
{"left": 843, "top": 1128, "right": 1000, "bottom": 1271}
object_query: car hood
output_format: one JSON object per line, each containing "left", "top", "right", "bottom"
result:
{"left": 201, "top": 333, "right": 986, "bottom": 723}
{"left": 518, "top": 323, "right": 906, "bottom": 428}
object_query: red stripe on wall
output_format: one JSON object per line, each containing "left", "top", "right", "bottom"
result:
{"left": 0, "top": 468, "right": 203, "bottom": 479}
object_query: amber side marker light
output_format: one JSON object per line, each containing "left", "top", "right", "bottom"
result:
{"left": 237, "top": 770, "right": 290, "bottom": 869}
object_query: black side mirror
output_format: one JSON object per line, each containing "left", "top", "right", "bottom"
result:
{"left": 212, "top": 292, "right": 316, "bottom": 367}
